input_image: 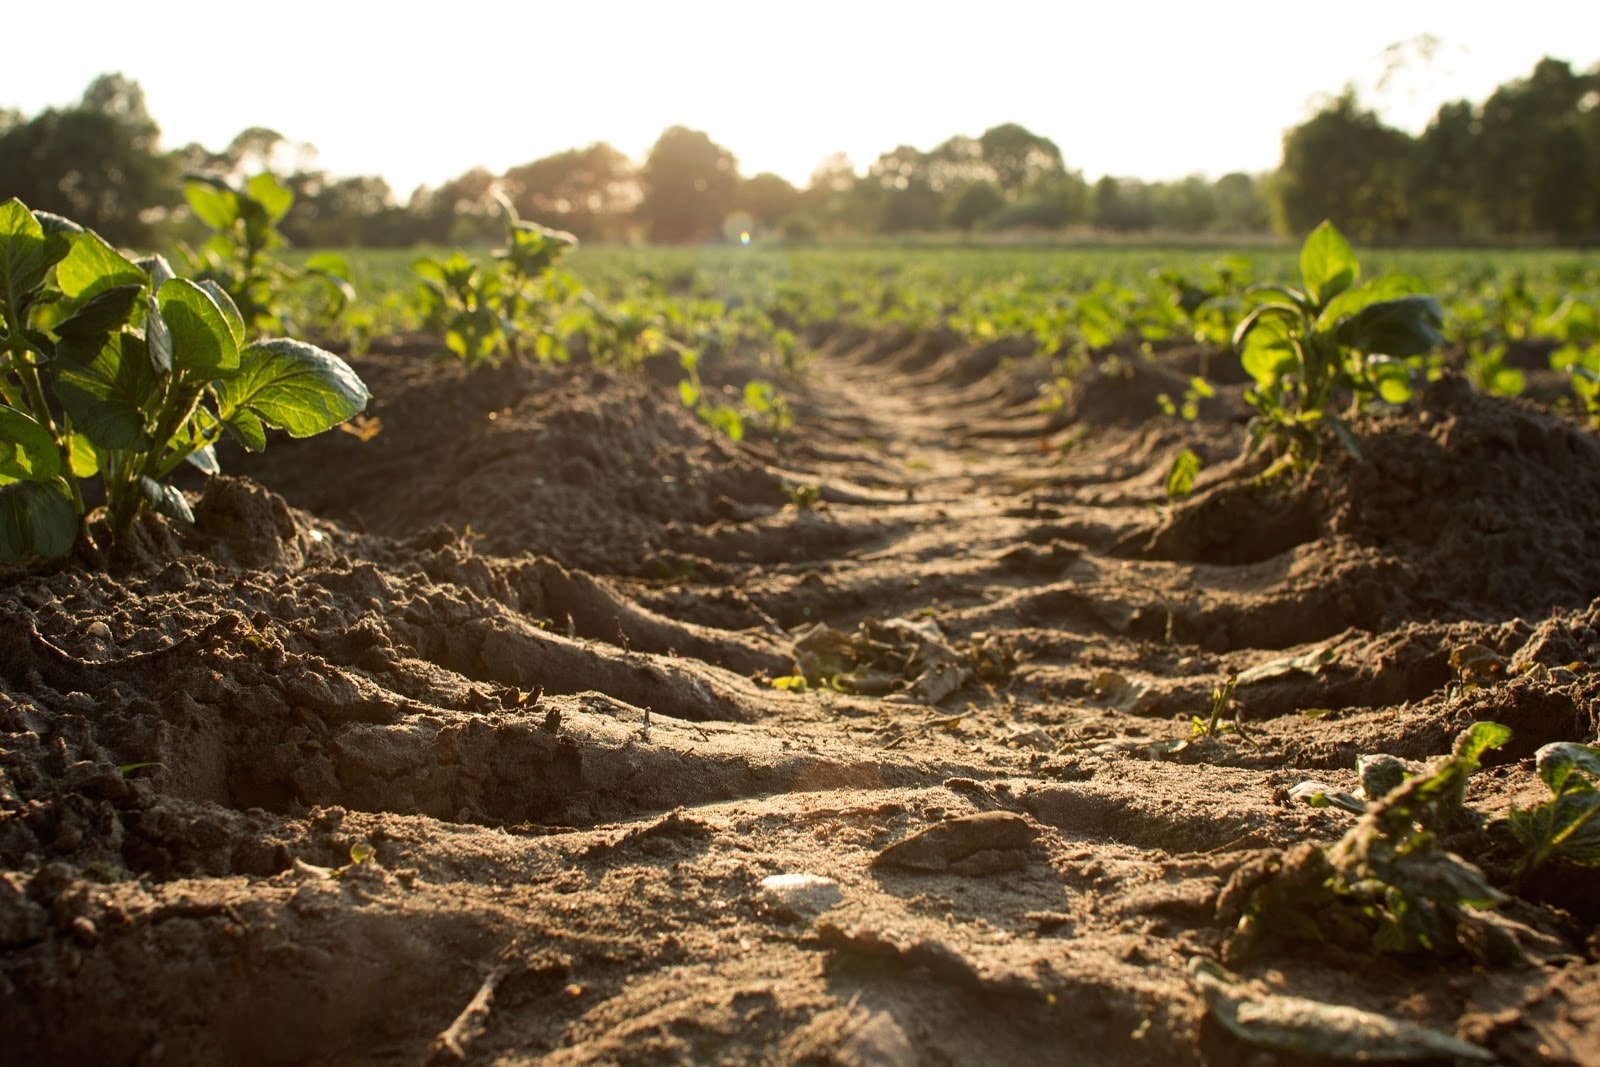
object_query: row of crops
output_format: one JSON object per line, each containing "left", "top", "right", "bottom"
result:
{"left": 320, "top": 214, "right": 1600, "bottom": 456}
{"left": 5, "top": 170, "right": 1599, "bottom": 563}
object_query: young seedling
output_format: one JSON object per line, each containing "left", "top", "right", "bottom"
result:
{"left": 412, "top": 194, "right": 576, "bottom": 366}
{"left": 1497, "top": 741, "right": 1600, "bottom": 881}
{"left": 183, "top": 172, "right": 355, "bottom": 336}
{"left": 1234, "top": 221, "right": 1444, "bottom": 473}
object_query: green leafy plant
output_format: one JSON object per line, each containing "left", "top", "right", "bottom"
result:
{"left": 1163, "top": 447, "right": 1202, "bottom": 501}
{"left": 1156, "top": 375, "right": 1215, "bottom": 422}
{"left": 1225, "top": 722, "right": 1511, "bottom": 959}
{"left": 412, "top": 195, "right": 576, "bottom": 365}
{"left": 1497, "top": 741, "right": 1600, "bottom": 880}
{"left": 0, "top": 198, "right": 369, "bottom": 560}
{"left": 1234, "top": 221, "right": 1445, "bottom": 472}
{"left": 182, "top": 172, "right": 354, "bottom": 336}
{"left": 1191, "top": 675, "right": 1243, "bottom": 739}
{"left": 1545, "top": 296, "right": 1600, "bottom": 425}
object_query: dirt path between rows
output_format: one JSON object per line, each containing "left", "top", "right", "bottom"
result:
{"left": 4, "top": 326, "right": 1600, "bottom": 1065}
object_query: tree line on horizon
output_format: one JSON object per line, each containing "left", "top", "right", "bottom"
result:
{"left": 2, "top": 58, "right": 1596, "bottom": 250}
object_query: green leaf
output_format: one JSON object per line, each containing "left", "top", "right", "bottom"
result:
{"left": 1299, "top": 221, "right": 1358, "bottom": 307}
{"left": 245, "top": 172, "right": 294, "bottom": 223}
{"left": 53, "top": 332, "right": 157, "bottom": 451}
{"left": 0, "top": 405, "right": 62, "bottom": 484}
{"left": 140, "top": 253, "right": 177, "bottom": 291}
{"left": 0, "top": 198, "right": 71, "bottom": 329}
{"left": 145, "top": 294, "right": 173, "bottom": 373}
{"left": 1454, "top": 720, "right": 1512, "bottom": 772}
{"left": 67, "top": 431, "right": 101, "bottom": 478}
{"left": 0, "top": 479, "right": 78, "bottom": 560}
{"left": 1336, "top": 296, "right": 1445, "bottom": 358}
{"left": 1164, "top": 448, "right": 1202, "bottom": 500}
{"left": 54, "top": 283, "right": 142, "bottom": 347}
{"left": 217, "top": 339, "right": 369, "bottom": 440}
{"left": 1236, "top": 308, "right": 1298, "bottom": 390}
{"left": 1486, "top": 366, "right": 1525, "bottom": 397}
{"left": 1369, "top": 357, "right": 1415, "bottom": 404}
{"left": 195, "top": 279, "right": 246, "bottom": 349}
{"left": 184, "top": 180, "right": 240, "bottom": 230}
{"left": 1323, "top": 414, "right": 1363, "bottom": 460}
{"left": 185, "top": 443, "right": 220, "bottom": 475}
{"left": 158, "top": 278, "right": 239, "bottom": 374}
{"left": 54, "top": 229, "right": 145, "bottom": 301}
{"left": 1536, "top": 742, "right": 1600, "bottom": 797}
{"left": 1548, "top": 793, "right": 1600, "bottom": 865}
{"left": 138, "top": 476, "right": 194, "bottom": 523}
{"left": 500, "top": 221, "right": 577, "bottom": 278}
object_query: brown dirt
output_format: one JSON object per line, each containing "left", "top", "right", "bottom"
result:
{"left": 4, "top": 326, "right": 1600, "bottom": 1065}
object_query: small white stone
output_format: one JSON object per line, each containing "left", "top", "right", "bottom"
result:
{"left": 759, "top": 873, "right": 843, "bottom": 923}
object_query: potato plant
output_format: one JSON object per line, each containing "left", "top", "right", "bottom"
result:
{"left": 182, "top": 172, "right": 355, "bottom": 337}
{"left": 412, "top": 196, "right": 577, "bottom": 365}
{"left": 1234, "top": 221, "right": 1445, "bottom": 470}
{"left": 0, "top": 198, "right": 369, "bottom": 560}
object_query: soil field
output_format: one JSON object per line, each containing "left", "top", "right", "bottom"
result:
{"left": 3, "top": 324, "right": 1599, "bottom": 1065}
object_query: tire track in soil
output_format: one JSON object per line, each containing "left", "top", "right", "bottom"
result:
{"left": 4, "top": 328, "right": 1599, "bottom": 1065}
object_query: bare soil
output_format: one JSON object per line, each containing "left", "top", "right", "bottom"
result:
{"left": 4, "top": 325, "right": 1599, "bottom": 1065}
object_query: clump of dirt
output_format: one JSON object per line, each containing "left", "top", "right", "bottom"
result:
{"left": 4, "top": 330, "right": 1599, "bottom": 1066}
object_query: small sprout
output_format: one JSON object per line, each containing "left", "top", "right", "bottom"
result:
{"left": 1164, "top": 448, "right": 1202, "bottom": 501}
{"left": 117, "top": 761, "right": 163, "bottom": 776}
{"left": 1191, "top": 676, "right": 1244, "bottom": 741}
{"left": 788, "top": 484, "right": 822, "bottom": 511}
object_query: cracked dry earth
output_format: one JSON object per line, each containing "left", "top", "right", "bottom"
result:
{"left": 4, "top": 324, "right": 1600, "bottom": 1065}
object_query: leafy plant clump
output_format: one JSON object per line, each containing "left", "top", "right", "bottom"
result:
{"left": 412, "top": 195, "right": 577, "bottom": 366}
{"left": 0, "top": 198, "right": 369, "bottom": 560}
{"left": 1496, "top": 741, "right": 1600, "bottom": 880}
{"left": 1235, "top": 220, "right": 1445, "bottom": 473}
{"left": 182, "top": 172, "right": 355, "bottom": 337}
{"left": 1222, "top": 722, "right": 1511, "bottom": 961}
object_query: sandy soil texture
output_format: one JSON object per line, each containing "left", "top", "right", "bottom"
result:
{"left": 3, "top": 326, "right": 1598, "bottom": 1065}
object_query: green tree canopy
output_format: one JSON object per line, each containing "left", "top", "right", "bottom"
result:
{"left": 637, "top": 127, "right": 739, "bottom": 243}
{"left": 1274, "top": 91, "right": 1413, "bottom": 241}
{"left": 978, "top": 123, "right": 1064, "bottom": 196}
{"left": 502, "top": 143, "right": 637, "bottom": 240}
{"left": 0, "top": 73, "right": 175, "bottom": 245}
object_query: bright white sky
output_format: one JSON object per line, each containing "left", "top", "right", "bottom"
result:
{"left": 7, "top": 1, "right": 1597, "bottom": 200}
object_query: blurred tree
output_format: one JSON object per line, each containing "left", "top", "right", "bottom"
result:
{"left": 979, "top": 123, "right": 1064, "bottom": 196}
{"left": 1094, "top": 176, "right": 1154, "bottom": 231}
{"left": 1472, "top": 58, "right": 1596, "bottom": 238}
{"left": 925, "top": 135, "right": 994, "bottom": 192}
{"left": 1211, "top": 172, "right": 1272, "bottom": 233}
{"left": 867, "top": 145, "right": 942, "bottom": 232}
{"left": 1150, "top": 175, "right": 1217, "bottom": 231}
{"left": 637, "top": 126, "right": 739, "bottom": 243}
{"left": 1408, "top": 100, "right": 1478, "bottom": 238}
{"left": 407, "top": 166, "right": 502, "bottom": 244}
{"left": 0, "top": 72, "right": 175, "bottom": 245}
{"left": 800, "top": 153, "right": 869, "bottom": 235}
{"left": 735, "top": 172, "right": 800, "bottom": 230}
{"left": 988, "top": 169, "right": 1092, "bottom": 230}
{"left": 1274, "top": 91, "right": 1413, "bottom": 240}
{"left": 281, "top": 173, "right": 404, "bottom": 247}
{"left": 502, "top": 143, "right": 637, "bottom": 240}
{"left": 947, "top": 180, "right": 1005, "bottom": 233}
